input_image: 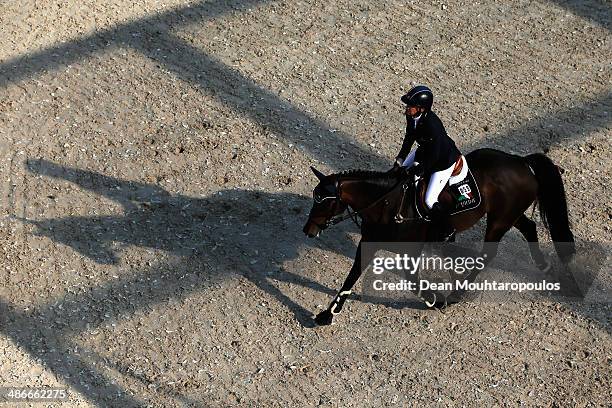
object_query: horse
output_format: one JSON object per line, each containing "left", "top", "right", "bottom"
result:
{"left": 302, "top": 148, "right": 575, "bottom": 326}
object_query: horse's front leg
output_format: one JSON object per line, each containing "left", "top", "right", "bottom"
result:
{"left": 315, "top": 241, "right": 369, "bottom": 326}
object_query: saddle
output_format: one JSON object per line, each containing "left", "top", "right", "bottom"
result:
{"left": 394, "top": 156, "right": 481, "bottom": 223}
{"left": 414, "top": 156, "right": 481, "bottom": 220}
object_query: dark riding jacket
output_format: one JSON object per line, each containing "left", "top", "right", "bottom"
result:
{"left": 396, "top": 111, "right": 461, "bottom": 174}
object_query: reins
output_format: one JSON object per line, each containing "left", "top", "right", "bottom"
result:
{"left": 326, "top": 175, "right": 422, "bottom": 228}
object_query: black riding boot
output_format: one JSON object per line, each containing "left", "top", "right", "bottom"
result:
{"left": 429, "top": 203, "right": 455, "bottom": 242}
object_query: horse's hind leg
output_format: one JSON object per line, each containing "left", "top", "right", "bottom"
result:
{"left": 443, "top": 215, "right": 513, "bottom": 304}
{"left": 481, "top": 217, "right": 514, "bottom": 263}
{"left": 514, "top": 214, "right": 550, "bottom": 271}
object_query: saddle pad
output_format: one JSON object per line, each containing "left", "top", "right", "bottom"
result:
{"left": 448, "top": 170, "right": 481, "bottom": 214}
{"left": 415, "top": 169, "right": 481, "bottom": 219}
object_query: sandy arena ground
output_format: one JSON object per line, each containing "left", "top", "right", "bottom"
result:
{"left": 0, "top": 0, "right": 610, "bottom": 406}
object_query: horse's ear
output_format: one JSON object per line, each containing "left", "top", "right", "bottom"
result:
{"left": 310, "top": 166, "right": 326, "bottom": 181}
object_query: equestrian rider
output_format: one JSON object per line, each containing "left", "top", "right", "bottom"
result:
{"left": 394, "top": 85, "right": 462, "bottom": 219}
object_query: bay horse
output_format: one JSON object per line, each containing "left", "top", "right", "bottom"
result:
{"left": 303, "top": 148, "right": 575, "bottom": 326}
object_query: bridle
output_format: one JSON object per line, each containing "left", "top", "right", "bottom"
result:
{"left": 312, "top": 186, "right": 361, "bottom": 229}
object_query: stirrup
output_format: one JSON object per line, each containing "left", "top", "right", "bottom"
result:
{"left": 394, "top": 183, "right": 411, "bottom": 224}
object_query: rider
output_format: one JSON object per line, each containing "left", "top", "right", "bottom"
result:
{"left": 394, "top": 85, "right": 462, "bottom": 220}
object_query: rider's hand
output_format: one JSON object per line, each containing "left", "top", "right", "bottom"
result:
{"left": 388, "top": 160, "right": 401, "bottom": 173}
{"left": 412, "top": 164, "right": 424, "bottom": 177}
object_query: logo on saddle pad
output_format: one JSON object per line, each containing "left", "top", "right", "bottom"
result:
{"left": 452, "top": 180, "right": 478, "bottom": 209}
{"left": 457, "top": 184, "right": 473, "bottom": 201}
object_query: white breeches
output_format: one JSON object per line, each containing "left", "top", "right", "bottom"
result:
{"left": 425, "top": 163, "right": 456, "bottom": 209}
{"left": 402, "top": 150, "right": 465, "bottom": 209}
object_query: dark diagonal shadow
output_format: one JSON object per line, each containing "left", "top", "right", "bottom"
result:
{"left": 0, "top": 0, "right": 268, "bottom": 87}
{"left": 24, "top": 159, "right": 354, "bottom": 324}
{"left": 464, "top": 91, "right": 612, "bottom": 153}
{"left": 131, "top": 30, "right": 386, "bottom": 169}
{"left": 0, "top": 299, "right": 146, "bottom": 407}
{"left": 0, "top": 0, "right": 384, "bottom": 172}
{"left": 549, "top": 0, "right": 611, "bottom": 31}
{"left": 27, "top": 157, "right": 172, "bottom": 213}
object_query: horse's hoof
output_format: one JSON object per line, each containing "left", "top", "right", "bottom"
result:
{"left": 426, "top": 299, "right": 448, "bottom": 309}
{"left": 432, "top": 297, "right": 449, "bottom": 309}
{"left": 421, "top": 291, "right": 446, "bottom": 309}
{"left": 538, "top": 260, "right": 552, "bottom": 273}
{"left": 444, "top": 292, "right": 464, "bottom": 305}
{"left": 314, "top": 310, "right": 334, "bottom": 326}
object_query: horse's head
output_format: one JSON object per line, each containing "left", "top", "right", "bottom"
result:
{"left": 303, "top": 167, "right": 348, "bottom": 238}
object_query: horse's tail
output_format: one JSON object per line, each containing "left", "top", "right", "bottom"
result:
{"left": 525, "top": 153, "right": 575, "bottom": 263}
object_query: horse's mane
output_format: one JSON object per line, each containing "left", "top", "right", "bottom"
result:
{"left": 335, "top": 169, "right": 399, "bottom": 188}
{"left": 337, "top": 169, "right": 394, "bottom": 178}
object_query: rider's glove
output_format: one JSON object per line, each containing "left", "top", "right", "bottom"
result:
{"left": 388, "top": 159, "right": 402, "bottom": 173}
{"left": 411, "top": 163, "right": 425, "bottom": 177}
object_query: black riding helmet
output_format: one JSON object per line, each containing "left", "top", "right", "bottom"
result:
{"left": 401, "top": 85, "right": 433, "bottom": 111}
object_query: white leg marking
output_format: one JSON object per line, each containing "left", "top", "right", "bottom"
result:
{"left": 424, "top": 293, "right": 437, "bottom": 308}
